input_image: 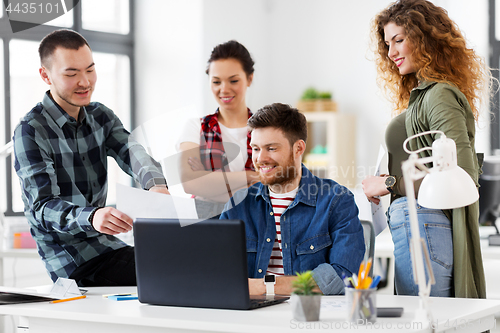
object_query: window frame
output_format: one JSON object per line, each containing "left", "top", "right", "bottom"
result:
{"left": 0, "top": 1, "right": 135, "bottom": 216}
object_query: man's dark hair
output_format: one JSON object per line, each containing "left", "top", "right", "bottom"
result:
{"left": 206, "top": 40, "right": 255, "bottom": 77}
{"left": 248, "top": 103, "right": 307, "bottom": 146}
{"left": 39, "top": 29, "right": 90, "bottom": 67}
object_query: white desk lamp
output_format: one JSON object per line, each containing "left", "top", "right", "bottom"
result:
{"left": 402, "top": 130, "right": 479, "bottom": 327}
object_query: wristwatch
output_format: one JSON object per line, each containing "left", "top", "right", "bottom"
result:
{"left": 385, "top": 176, "right": 396, "bottom": 194}
{"left": 264, "top": 275, "right": 276, "bottom": 295}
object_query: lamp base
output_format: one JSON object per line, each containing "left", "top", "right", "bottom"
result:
{"left": 488, "top": 234, "right": 500, "bottom": 246}
{"left": 412, "top": 303, "right": 431, "bottom": 329}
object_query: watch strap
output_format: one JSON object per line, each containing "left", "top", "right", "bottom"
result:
{"left": 264, "top": 275, "right": 275, "bottom": 295}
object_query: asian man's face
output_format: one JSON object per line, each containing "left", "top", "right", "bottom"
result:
{"left": 40, "top": 45, "right": 96, "bottom": 117}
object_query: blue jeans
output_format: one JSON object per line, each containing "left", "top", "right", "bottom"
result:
{"left": 387, "top": 197, "right": 453, "bottom": 297}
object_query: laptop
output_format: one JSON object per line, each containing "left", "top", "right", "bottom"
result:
{"left": 133, "top": 218, "right": 289, "bottom": 310}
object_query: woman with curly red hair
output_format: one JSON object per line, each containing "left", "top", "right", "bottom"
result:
{"left": 362, "top": 0, "right": 490, "bottom": 298}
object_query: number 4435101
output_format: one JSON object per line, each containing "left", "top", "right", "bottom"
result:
{"left": 5, "top": 2, "right": 61, "bottom": 14}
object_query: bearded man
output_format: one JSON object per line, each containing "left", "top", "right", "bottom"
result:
{"left": 220, "top": 103, "right": 364, "bottom": 296}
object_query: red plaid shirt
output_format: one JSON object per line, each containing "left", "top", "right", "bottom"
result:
{"left": 200, "top": 108, "right": 254, "bottom": 171}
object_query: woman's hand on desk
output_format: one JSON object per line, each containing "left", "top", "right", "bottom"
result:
{"left": 362, "top": 175, "right": 390, "bottom": 205}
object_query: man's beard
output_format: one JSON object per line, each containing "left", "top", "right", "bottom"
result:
{"left": 257, "top": 150, "right": 297, "bottom": 188}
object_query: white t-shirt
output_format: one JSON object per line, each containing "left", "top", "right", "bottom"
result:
{"left": 176, "top": 117, "right": 249, "bottom": 172}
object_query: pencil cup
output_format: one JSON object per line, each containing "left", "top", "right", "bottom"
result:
{"left": 346, "top": 288, "right": 376, "bottom": 324}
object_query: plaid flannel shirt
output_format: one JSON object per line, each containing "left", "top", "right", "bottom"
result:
{"left": 13, "top": 91, "right": 166, "bottom": 282}
{"left": 199, "top": 108, "right": 254, "bottom": 171}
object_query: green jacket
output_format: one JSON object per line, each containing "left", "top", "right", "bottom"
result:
{"left": 405, "top": 81, "right": 485, "bottom": 298}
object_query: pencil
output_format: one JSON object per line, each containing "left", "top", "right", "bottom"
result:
{"left": 364, "top": 258, "right": 373, "bottom": 279}
{"left": 50, "top": 295, "right": 86, "bottom": 304}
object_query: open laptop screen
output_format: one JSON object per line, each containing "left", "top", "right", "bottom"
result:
{"left": 134, "top": 218, "right": 253, "bottom": 309}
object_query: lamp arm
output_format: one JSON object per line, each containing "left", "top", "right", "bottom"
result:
{"left": 402, "top": 154, "right": 435, "bottom": 327}
{"left": 414, "top": 156, "right": 433, "bottom": 170}
{"left": 403, "top": 130, "right": 445, "bottom": 154}
{"left": 0, "top": 141, "right": 13, "bottom": 157}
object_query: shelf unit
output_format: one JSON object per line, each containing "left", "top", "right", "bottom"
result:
{"left": 301, "top": 112, "right": 357, "bottom": 188}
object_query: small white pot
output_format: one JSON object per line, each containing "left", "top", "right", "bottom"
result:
{"left": 290, "top": 294, "right": 322, "bottom": 322}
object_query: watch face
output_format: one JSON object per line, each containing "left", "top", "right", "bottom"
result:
{"left": 385, "top": 176, "right": 396, "bottom": 187}
{"left": 264, "top": 275, "right": 275, "bottom": 283}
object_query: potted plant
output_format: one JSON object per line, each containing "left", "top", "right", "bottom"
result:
{"left": 290, "top": 271, "right": 322, "bottom": 321}
{"left": 296, "top": 87, "right": 337, "bottom": 112}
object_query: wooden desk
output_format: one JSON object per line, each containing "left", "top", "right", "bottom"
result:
{"left": 1, "top": 286, "right": 499, "bottom": 332}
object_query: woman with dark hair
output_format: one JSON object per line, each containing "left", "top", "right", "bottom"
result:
{"left": 177, "top": 40, "right": 259, "bottom": 219}
{"left": 362, "top": 0, "right": 490, "bottom": 298}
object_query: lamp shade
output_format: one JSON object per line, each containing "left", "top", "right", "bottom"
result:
{"left": 416, "top": 133, "right": 479, "bottom": 209}
{"left": 418, "top": 166, "right": 479, "bottom": 209}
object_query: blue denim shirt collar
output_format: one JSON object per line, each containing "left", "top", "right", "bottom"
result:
{"left": 255, "top": 163, "right": 317, "bottom": 208}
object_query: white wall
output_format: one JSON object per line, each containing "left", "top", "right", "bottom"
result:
{"left": 135, "top": 0, "right": 205, "bottom": 195}
{"left": 435, "top": 0, "right": 490, "bottom": 153}
{"left": 135, "top": 0, "right": 491, "bottom": 187}
{"left": 135, "top": 0, "right": 204, "bottom": 124}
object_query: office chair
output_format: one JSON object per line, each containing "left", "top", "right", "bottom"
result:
{"left": 478, "top": 155, "right": 500, "bottom": 246}
{"left": 360, "top": 220, "right": 375, "bottom": 277}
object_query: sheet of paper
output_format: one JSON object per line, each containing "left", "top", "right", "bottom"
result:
{"left": 116, "top": 184, "right": 198, "bottom": 222}
{"left": 371, "top": 144, "right": 388, "bottom": 236}
{"left": 50, "top": 277, "right": 82, "bottom": 298}
{"left": 321, "top": 298, "right": 347, "bottom": 311}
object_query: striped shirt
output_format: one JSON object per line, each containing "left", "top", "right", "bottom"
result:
{"left": 13, "top": 91, "right": 166, "bottom": 282}
{"left": 267, "top": 188, "right": 298, "bottom": 276}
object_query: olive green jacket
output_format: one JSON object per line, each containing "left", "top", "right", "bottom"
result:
{"left": 405, "top": 81, "right": 486, "bottom": 299}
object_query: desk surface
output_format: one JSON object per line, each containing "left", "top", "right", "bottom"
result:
{"left": 1, "top": 286, "right": 499, "bottom": 333}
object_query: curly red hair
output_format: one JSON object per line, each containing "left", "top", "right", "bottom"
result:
{"left": 372, "top": 0, "right": 489, "bottom": 120}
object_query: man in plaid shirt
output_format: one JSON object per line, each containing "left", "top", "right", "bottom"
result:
{"left": 13, "top": 29, "right": 169, "bottom": 287}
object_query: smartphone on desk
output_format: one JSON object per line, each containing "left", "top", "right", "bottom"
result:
{"left": 377, "top": 307, "right": 404, "bottom": 317}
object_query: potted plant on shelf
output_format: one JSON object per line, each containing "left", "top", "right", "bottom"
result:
{"left": 290, "top": 271, "right": 322, "bottom": 321}
{"left": 296, "top": 87, "right": 337, "bottom": 112}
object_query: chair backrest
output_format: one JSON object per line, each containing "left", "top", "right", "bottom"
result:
{"left": 360, "top": 220, "right": 375, "bottom": 277}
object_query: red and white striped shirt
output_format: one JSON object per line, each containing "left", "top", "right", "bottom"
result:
{"left": 266, "top": 188, "right": 298, "bottom": 276}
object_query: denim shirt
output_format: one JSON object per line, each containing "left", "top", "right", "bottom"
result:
{"left": 220, "top": 164, "right": 364, "bottom": 295}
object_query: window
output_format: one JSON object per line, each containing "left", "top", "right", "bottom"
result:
{"left": 8, "top": 40, "right": 47, "bottom": 212}
{"left": 1, "top": 1, "right": 135, "bottom": 216}
{"left": 0, "top": 39, "right": 6, "bottom": 213}
{"left": 82, "top": 0, "right": 130, "bottom": 34}
{"left": 9, "top": 40, "right": 47, "bottom": 135}
{"left": 46, "top": 11, "right": 73, "bottom": 28}
{"left": 92, "top": 52, "right": 132, "bottom": 205}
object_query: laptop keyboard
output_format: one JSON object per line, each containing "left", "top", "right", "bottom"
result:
{"left": 249, "top": 297, "right": 288, "bottom": 309}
